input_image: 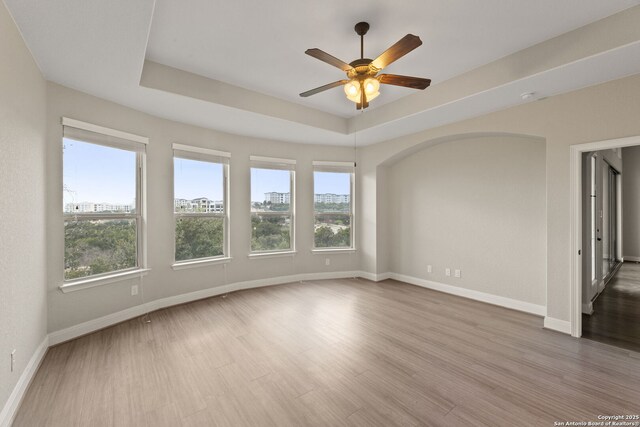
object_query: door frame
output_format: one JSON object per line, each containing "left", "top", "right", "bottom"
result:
{"left": 570, "top": 135, "right": 640, "bottom": 337}
{"left": 587, "top": 153, "right": 599, "bottom": 292}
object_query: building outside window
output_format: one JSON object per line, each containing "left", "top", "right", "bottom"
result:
{"left": 173, "top": 144, "right": 230, "bottom": 263}
{"left": 62, "top": 119, "right": 147, "bottom": 281}
{"left": 250, "top": 156, "right": 295, "bottom": 253}
{"left": 313, "top": 161, "right": 355, "bottom": 249}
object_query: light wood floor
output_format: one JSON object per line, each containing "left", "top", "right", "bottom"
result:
{"left": 15, "top": 278, "right": 640, "bottom": 426}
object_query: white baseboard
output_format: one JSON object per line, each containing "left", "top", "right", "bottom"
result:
{"left": 357, "top": 271, "right": 391, "bottom": 282}
{"left": 543, "top": 316, "right": 572, "bottom": 334}
{"left": 49, "top": 270, "right": 362, "bottom": 346}
{"left": 582, "top": 302, "right": 593, "bottom": 315}
{"left": 388, "top": 273, "right": 546, "bottom": 316}
{"left": 0, "top": 336, "right": 49, "bottom": 427}
{"left": 624, "top": 255, "right": 640, "bottom": 262}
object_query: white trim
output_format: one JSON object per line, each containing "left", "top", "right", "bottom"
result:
{"left": 624, "top": 255, "right": 640, "bottom": 262}
{"left": 358, "top": 271, "right": 391, "bottom": 282}
{"left": 389, "top": 273, "right": 546, "bottom": 316}
{"left": 62, "top": 117, "right": 148, "bottom": 144}
{"left": 0, "top": 336, "right": 48, "bottom": 427}
{"left": 171, "top": 257, "right": 233, "bottom": 270}
{"left": 59, "top": 269, "right": 150, "bottom": 293}
{"left": 570, "top": 135, "right": 640, "bottom": 153}
{"left": 570, "top": 144, "right": 582, "bottom": 338}
{"left": 249, "top": 155, "right": 296, "bottom": 165}
{"left": 172, "top": 154, "right": 230, "bottom": 262}
{"left": 569, "top": 135, "right": 640, "bottom": 338}
{"left": 172, "top": 143, "right": 230, "bottom": 158}
{"left": 248, "top": 251, "right": 297, "bottom": 259}
{"left": 544, "top": 317, "right": 572, "bottom": 334}
{"left": 312, "top": 165, "right": 356, "bottom": 250}
{"left": 312, "top": 160, "right": 355, "bottom": 168}
{"left": 172, "top": 257, "right": 232, "bottom": 270}
{"left": 311, "top": 248, "right": 356, "bottom": 254}
{"left": 582, "top": 302, "right": 594, "bottom": 315}
{"left": 48, "top": 270, "right": 362, "bottom": 346}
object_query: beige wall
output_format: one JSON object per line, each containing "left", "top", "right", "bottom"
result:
{"left": 0, "top": 0, "right": 47, "bottom": 415}
{"left": 46, "top": 83, "right": 359, "bottom": 332}
{"left": 359, "top": 72, "right": 640, "bottom": 323}
{"left": 387, "top": 135, "right": 546, "bottom": 305}
{"left": 623, "top": 146, "right": 640, "bottom": 259}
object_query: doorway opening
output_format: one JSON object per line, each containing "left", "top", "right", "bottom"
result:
{"left": 570, "top": 135, "right": 640, "bottom": 344}
{"left": 581, "top": 151, "right": 622, "bottom": 308}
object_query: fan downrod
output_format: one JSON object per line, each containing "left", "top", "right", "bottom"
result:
{"left": 354, "top": 22, "right": 370, "bottom": 59}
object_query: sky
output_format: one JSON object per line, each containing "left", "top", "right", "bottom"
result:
{"left": 175, "top": 157, "right": 223, "bottom": 200}
{"left": 63, "top": 138, "right": 136, "bottom": 206}
{"left": 63, "top": 138, "right": 350, "bottom": 206}
{"left": 251, "top": 168, "right": 289, "bottom": 202}
{"left": 313, "top": 171, "right": 350, "bottom": 196}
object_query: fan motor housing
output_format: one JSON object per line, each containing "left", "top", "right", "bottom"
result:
{"left": 348, "top": 58, "right": 377, "bottom": 79}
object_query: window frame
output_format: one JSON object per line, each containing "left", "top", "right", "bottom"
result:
{"left": 172, "top": 144, "right": 231, "bottom": 267}
{"left": 61, "top": 118, "right": 148, "bottom": 288}
{"left": 312, "top": 161, "right": 356, "bottom": 251}
{"left": 249, "top": 156, "right": 296, "bottom": 255}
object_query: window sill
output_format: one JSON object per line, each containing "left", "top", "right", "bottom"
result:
{"left": 311, "top": 248, "right": 356, "bottom": 254}
{"left": 172, "top": 257, "right": 232, "bottom": 270}
{"left": 248, "top": 251, "right": 297, "bottom": 259}
{"left": 59, "top": 268, "right": 150, "bottom": 293}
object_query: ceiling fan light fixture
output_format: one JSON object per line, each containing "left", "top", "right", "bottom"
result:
{"left": 363, "top": 77, "right": 380, "bottom": 101}
{"left": 364, "top": 78, "right": 380, "bottom": 95}
{"left": 344, "top": 79, "right": 362, "bottom": 103}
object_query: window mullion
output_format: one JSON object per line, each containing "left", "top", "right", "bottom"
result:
{"left": 63, "top": 132, "right": 145, "bottom": 282}
{"left": 250, "top": 166, "right": 294, "bottom": 253}
{"left": 312, "top": 169, "right": 354, "bottom": 250}
{"left": 173, "top": 153, "right": 227, "bottom": 263}
{"left": 64, "top": 213, "right": 135, "bottom": 221}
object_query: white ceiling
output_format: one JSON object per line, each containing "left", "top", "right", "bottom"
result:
{"left": 146, "top": 0, "right": 639, "bottom": 117}
{"left": 4, "top": 0, "right": 640, "bottom": 146}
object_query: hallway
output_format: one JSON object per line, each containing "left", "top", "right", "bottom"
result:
{"left": 582, "top": 262, "right": 640, "bottom": 352}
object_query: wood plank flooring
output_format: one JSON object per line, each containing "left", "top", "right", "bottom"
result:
{"left": 14, "top": 278, "right": 640, "bottom": 426}
{"left": 583, "top": 261, "right": 640, "bottom": 352}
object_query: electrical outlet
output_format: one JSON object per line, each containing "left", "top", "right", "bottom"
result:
{"left": 445, "top": 268, "right": 451, "bottom": 277}
{"left": 131, "top": 285, "right": 139, "bottom": 296}
{"left": 427, "top": 265, "right": 432, "bottom": 273}
{"left": 455, "top": 269, "right": 461, "bottom": 278}
{"left": 325, "top": 258, "right": 330, "bottom": 266}
{"left": 11, "top": 349, "right": 16, "bottom": 372}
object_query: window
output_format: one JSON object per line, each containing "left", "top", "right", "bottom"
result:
{"left": 250, "top": 156, "right": 295, "bottom": 253}
{"left": 173, "top": 144, "right": 230, "bottom": 263}
{"left": 62, "top": 119, "right": 147, "bottom": 281}
{"left": 313, "top": 161, "right": 355, "bottom": 249}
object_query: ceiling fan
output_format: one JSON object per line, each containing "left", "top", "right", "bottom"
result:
{"left": 300, "top": 22, "right": 431, "bottom": 110}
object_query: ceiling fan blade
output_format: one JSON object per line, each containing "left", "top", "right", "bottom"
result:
{"left": 305, "top": 48, "right": 353, "bottom": 72}
{"left": 371, "top": 34, "right": 422, "bottom": 70}
{"left": 378, "top": 74, "right": 431, "bottom": 90}
{"left": 299, "top": 80, "right": 349, "bottom": 97}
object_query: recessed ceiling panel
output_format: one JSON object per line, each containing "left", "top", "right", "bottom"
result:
{"left": 146, "top": 0, "right": 639, "bottom": 117}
